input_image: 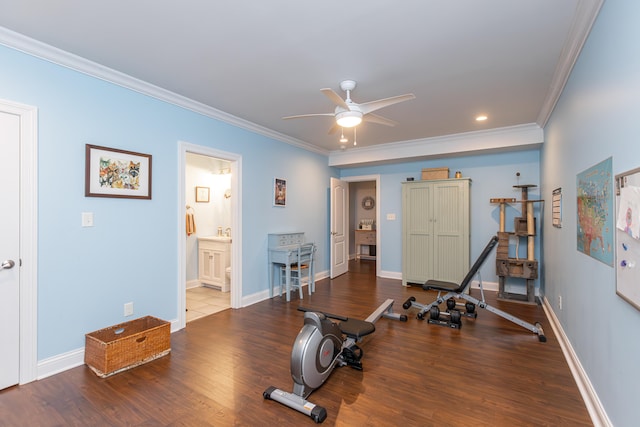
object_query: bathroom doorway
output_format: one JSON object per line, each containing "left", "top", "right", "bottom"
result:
{"left": 185, "top": 153, "right": 231, "bottom": 322}
{"left": 178, "top": 142, "right": 242, "bottom": 328}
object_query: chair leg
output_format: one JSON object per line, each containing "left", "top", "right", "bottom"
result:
{"left": 280, "top": 268, "right": 292, "bottom": 302}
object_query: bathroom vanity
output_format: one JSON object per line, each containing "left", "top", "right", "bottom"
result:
{"left": 198, "top": 236, "right": 231, "bottom": 292}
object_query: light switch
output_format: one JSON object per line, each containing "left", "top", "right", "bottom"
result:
{"left": 387, "top": 213, "right": 396, "bottom": 220}
{"left": 82, "top": 212, "right": 94, "bottom": 227}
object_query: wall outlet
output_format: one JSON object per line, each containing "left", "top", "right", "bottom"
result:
{"left": 558, "top": 295, "right": 562, "bottom": 310}
{"left": 124, "top": 302, "right": 134, "bottom": 317}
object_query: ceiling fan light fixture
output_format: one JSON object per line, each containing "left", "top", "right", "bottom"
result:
{"left": 336, "top": 110, "right": 362, "bottom": 128}
{"left": 339, "top": 128, "right": 348, "bottom": 143}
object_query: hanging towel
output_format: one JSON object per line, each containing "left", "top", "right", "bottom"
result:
{"left": 186, "top": 212, "right": 196, "bottom": 236}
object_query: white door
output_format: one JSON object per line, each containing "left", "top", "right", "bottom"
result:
{"left": 330, "top": 177, "right": 349, "bottom": 278}
{"left": 0, "top": 110, "right": 21, "bottom": 390}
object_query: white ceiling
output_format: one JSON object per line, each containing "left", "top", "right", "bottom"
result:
{"left": 0, "top": 0, "right": 602, "bottom": 156}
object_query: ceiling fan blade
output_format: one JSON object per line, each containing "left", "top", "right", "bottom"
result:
{"left": 359, "top": 94, "right": 416, "bottom": 115}
{"left": 282, "top": 113, "right": 334, "bottom": 120}
{"left": 364, "top": 113, "right": 398, "bottom": 127}
{"left": 327, "top": 122, "right": 340, "bottom": 135}
{"left": 320, "top": 88, "right": 350, "bottom": 110}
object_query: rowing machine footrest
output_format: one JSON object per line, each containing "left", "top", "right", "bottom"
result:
{"left": 339, "top": 318, "right": 375, "bottom": 340}
{"left": 342, "top": 345, "right": 364, "bottom": 370}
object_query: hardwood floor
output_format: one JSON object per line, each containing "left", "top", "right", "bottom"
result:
{"left": 0, "top": 260, "right": 592, "bottom": 426}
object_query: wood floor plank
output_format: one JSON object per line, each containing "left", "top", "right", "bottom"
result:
{"left": 0, "top": 260, "right": 592, "bottom": 426}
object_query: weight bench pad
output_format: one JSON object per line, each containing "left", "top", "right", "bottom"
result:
{"left": 339, "top": 318, "right": 375, "bottom": 340}
{"left": 423, "top": 279, "right": 459, "bottom": 292}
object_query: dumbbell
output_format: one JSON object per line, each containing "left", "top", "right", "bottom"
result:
{"left": 446, "top": 298, "right": 477, "bottom": 318}
{"left": 414, "top": 304, "right": 461, "bottom": 326}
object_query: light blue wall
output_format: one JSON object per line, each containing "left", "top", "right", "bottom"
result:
{"left": 0, "top": 44, "right": 335, "bottom": 360}
{"left": 340, "top": 150, "right": 542, "bottom": 291}
{"left": 542, "top": 1, "right": 640, "bottom": 425}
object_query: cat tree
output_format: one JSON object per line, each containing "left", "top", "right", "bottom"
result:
{"left": 490, "top": 184, "right": 543, "bottom": 304}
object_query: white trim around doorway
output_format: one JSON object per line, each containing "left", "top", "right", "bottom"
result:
{"left": 177, "top": 141, "right": 242, "bottom": 330}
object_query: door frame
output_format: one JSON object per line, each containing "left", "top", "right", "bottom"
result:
{"left": 0, "top": 99, "right": 38, "bottom": 384}
{"left": 177, "top": 141, "right": 242, "bottom": 329}
{"left": 340, "top": 174, "right": 381, "bottom": 275}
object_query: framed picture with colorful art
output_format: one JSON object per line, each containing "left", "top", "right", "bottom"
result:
{"left": 274, "top": 178, "right": 286, "bottom": 207}
{"left": 85, "top": 144, "right": 152, "bottom": 199}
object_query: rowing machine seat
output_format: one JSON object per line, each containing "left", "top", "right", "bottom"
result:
{"left": 338, "top": 318, "right": 375, "bottom": 340}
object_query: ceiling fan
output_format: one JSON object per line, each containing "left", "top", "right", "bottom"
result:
{"left": 283, "top": 80, "right": 415, "bottom": 134}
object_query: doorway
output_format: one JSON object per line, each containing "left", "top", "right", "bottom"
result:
{"left": 0, "top": 99, "right": 38, "bottom": 389}
{"left": 185, "top": 153, "right": 232, "bottom": 322}
{"left": 342, "top": 175, "right": 380, "bottom": 274}
{"left": 178, "top": 141, "right": 242, "bottom": 329}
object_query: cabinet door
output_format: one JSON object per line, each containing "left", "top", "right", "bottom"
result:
{"left": 211, "top": 250, "right": 224, "bottom": 284}
{"left": 402, "top": 182, "right": 434, "bottom": 285}
{"left": 199, "top": 249, "right": 214, "bottom": 282}
{"left": 432, "top": 181, "right": 469, "bottom": 283}
{"left": 402, "top": 179, "right": 470, "bottom": 286}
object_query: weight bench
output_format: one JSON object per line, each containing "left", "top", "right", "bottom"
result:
{"left": 403, "top": 235, "right": 546, "bottom": 342}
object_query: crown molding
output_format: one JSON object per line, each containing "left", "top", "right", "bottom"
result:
{"left": 536, "top": 0, "right": 605, "bottom": 127}
{"left": 0, "top": 26, "right": 328, "bottom": 156}
{"left": 328, "top": 123, "right": 544, "bottom": 167}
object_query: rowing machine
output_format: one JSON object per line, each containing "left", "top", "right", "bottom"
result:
{"left": 263, "top": 299, "right": 407, "bottom": 423}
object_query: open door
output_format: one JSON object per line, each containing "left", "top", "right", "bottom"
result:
{"left": 0, "top": 109, "right": 21, "bottom": 390}
{"left": 330, "top": 177, "right": 349, "bottom": 278}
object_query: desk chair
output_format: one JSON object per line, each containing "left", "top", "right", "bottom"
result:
{"left": 281, "top": 243, "right": 316, "bottom": 299}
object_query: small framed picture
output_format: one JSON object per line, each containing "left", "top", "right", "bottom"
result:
{"left": 195, "top": 186, "right": 210, "bottom": 203}
{"left": 85, "top": 144, "right": 152, "bottom": 199}
{"left": 274, "top": 178, "right": 286, "bottom": 207}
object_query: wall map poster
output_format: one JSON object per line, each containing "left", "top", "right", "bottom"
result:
{"left": 576, "top": 157, "right": 614, "bottom": 266}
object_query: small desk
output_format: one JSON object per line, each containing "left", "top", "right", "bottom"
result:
{"left": 355, "top": 230, "right": 376, "bottom": 260}
{"left": 268, "top": 232, "right": 305, "bottom": 301}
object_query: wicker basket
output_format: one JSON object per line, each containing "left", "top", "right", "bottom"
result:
{"left": 85, "top": 316, "right": 171, "bottom": 378}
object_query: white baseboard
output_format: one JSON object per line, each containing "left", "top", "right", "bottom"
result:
{"left": 541, "top": 296, "right": 611, "bottom": 427}
{"left": 470, "top": 279, "right": 499, "bottom": 292}
{"left": 379, "top": 270, "right": 402, "bottom": 280}
{"left": 186, "top": 279, "right": 201, "bottom": 289}
{"left": 36, "top": 348, "right": 85, "bottom": 380}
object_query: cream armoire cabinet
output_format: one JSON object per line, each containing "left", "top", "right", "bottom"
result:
{"left": 402, "top": 178, "right": 470, "bottom": 287}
